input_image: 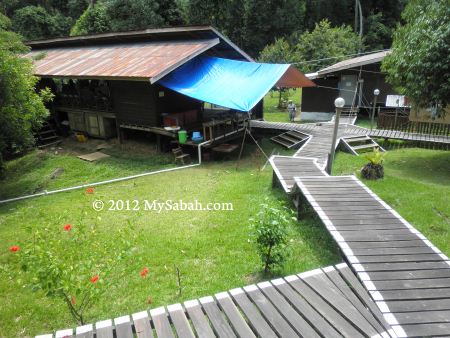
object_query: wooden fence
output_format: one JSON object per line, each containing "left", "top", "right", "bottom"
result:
{"left": 377, "top": 110, "right": 450, "bottom": 135}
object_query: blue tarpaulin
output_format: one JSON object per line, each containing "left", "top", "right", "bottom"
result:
{"left": 158, "top": 56, "right": 314, "bottom": 112}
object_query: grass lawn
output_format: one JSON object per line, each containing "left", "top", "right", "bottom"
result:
{"left": 0, "top": 139, "right": 339, "bottom": 337}
{"left": 355, "top": 116, "right": 376, "bottom": 129}
{"left": 263, "top": 89, "right": 302, "bottom": 123}
{"left": 0, "top": 139, "right": 175, "bottom": 200}
{"left": 333, "top": 147, "right": 450, "bottom": 255}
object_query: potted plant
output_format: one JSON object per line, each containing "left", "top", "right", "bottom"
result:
{"left": 361, "top": 147, "right": 386, "bottom": 180}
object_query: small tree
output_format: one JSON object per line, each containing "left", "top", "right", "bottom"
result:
{"left": 382, "top": 0, "right": 450, "bottom": 109}
{"left": 0, "top": 14, "right": 53, "bottom": 170}
{"left": 250, "top": 200, "right": 293, "bottom": 274}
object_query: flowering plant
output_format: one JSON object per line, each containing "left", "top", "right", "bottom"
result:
{"left": 14, "top": 215, "right": 135, "bottom": 324}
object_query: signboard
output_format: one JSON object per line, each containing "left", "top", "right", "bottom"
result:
{"left": 386, "top": 95, "right": 409, "bottom": 107}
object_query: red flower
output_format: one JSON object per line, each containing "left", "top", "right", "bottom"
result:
{"left": 63, "top": 224, "right": 72, "bottom": 231}
{"left": 147, "top": 297, "right": 153, "bottom": 305}
{"left": 71, "top": 296, "right": 76, "bottom": 305}
{"left": 86, "top": 187, "right": 94, "bottom": 194}
{"left": 90, "top": 275, "right": 99, "bottom": 284}
{"left": 140, "top": 267, "right": 149, "bottom": 277}
{"left": 9, "top": 246, "right": 20, "bottom": 253}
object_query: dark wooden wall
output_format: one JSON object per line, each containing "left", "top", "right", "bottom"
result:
{"left": 301, "top": 63, "right": 398, "bottom": 113}
{"left": 302, "top": 77, "right": 339, "bottom": 113}
{"left": 110, "top": 81, "right": 158, "bottom": 126}
{"left": 155, "top": 85, "right": 202, "bottom": 114}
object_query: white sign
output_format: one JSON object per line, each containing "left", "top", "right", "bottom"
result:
{"left": 386, "top": 95, "right": 408, "bottom": 107}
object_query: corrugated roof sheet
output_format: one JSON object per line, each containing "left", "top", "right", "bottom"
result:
{"left": 27, "top": 39, "right": 219, "bottom": 81}
{"left": 317, "top": 50, "right": 391, "bottom": 76}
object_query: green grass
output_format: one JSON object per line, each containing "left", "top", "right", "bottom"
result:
{"left": 0, "top": 145, "right": 175, "bottom": 200}
{"left": 0, "top": 139, "right": 339, "bottom": 337}
{"left": 263, "top": 89, "right": 303, "bottom": 123}
{"left": 355, "top": 117, "right": 376, "bottom": 129}
{"left": 333, "top": 148, "right": 450, "bottom": 254}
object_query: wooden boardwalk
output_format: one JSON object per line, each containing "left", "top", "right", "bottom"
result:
{"left": 262, "top": 119, "right": 450, "bottom": 337}
{"left": 292, "top": 175, "right": 450, "bottom": 337}
{"left": 37, "top": 263, "right": 397, "bottom": 338}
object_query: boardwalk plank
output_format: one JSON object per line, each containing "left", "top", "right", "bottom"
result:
{"left": 346, "top": 240, "right": 428, "bottom": 249}
{"left": 300, "top": 270, "right": 379, "bottom": 337}
{"left": 150, "top": 307, "right": 175, "bottom": 338}
{"left": 323, "top": 266, "right": 388, "bottom": 335}
{"left": 215, "top": 292, "right": 256, "bottom": 338}
{"left": 285, "top": 275, "right": 365, "bottom": 337}
{"left": 272, "top": 278, "right": 342, "bottom": 338}
{"left": 114, "top": 315, "right": 133, "bottom": 338}
{"left": 357, "top": 261, "right": 450, "bottom": 272}
{"left": 184, "top": 300, "right": 216, "bottom": 338}
{"left": 199, "top": 296, "right": 236, "bottom": 338}
{"left": 75, "top": 324, "right": 93, "bottom": 338}
{"left": 385, "top": 298, "right": 450, "bottom": 313}
{"left": 167, "top": 304, "right": 195, "bottom": 338}
{"left": 353, "top": 253, "right": 444, "bottom": 263}
{"left": 336, "top": 264, "right": 394, "bottom": 335}
{"left": 374, "top": 288, "right": 450, "bottom": 300}
{"left": 131, "top": 311, "right": 153, "bottom": 338}
{"left": 394, "top": 310, "right": 450, "bottom": 324}
{"left": 350, "top": 246, "right": 436, "bottom": 256}
{"left": 366, "top": 269, "right": 450, "bottom": 281}
{"left": 95, "top": 319, "right": 114, "bottom": 338}
{"left": 243, "top": 285, "right": 299, "bottom": 338}
{"left": 372, "top": 278, "right": 450, "bottom": 290}
{"left": 400, "top": 323, "right": 450, "bottom": 337}
{"left": 257, "top": 282, "right": 320, "bottom": 338}
{"left": 229, "top": 288, "right": 277, "bottom": 338}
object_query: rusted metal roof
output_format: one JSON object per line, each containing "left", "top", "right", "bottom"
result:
{"left": 27, "top": 39, "right": 219, "bottom": 81}
{"left": 317, "top": 50, "right": 391, "bottom": 76}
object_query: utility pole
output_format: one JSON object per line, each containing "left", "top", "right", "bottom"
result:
{"left": 354, "top": 0, "right": 363, "bottom": 54}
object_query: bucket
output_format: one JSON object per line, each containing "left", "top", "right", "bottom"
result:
{"left": 178, "top": 130, "right": 187, "bottom": 144}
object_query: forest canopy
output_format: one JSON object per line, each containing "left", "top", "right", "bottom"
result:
{"left": 0, "top": 0, "right": 406, "bottom": 58}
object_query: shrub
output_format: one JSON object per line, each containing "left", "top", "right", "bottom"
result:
{"left": 249, "top": 199, "right": 294, "bottom": 274}
{"left": 361, "top": 148, "right": 386, "bottom": 180}
{"left": 9, "top": 214, "right": 136, "bottom": 325}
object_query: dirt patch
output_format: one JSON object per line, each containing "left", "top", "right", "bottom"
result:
{"left": 42, "top": 135, "right": 160, "bottom": 158}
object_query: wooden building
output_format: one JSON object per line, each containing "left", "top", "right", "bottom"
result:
{"left": 27, "top": 27, "right": 260, "bottom": 147}
{"left": 301, "top": 50, "right": 399, "bottom": 121}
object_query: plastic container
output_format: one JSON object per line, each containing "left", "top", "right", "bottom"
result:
{"left": 192, "top": 131, "right": 204, "bottom": 144}
{"left": 178, "top": 130, "right": 187, "bottom": 144}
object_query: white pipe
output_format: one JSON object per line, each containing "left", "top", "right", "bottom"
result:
{"left": 197, "top": 140, "right": 212, "bottom": 164}
{"left": 1, "top": 126, "right": 244, "bottom": 204}
{"left": 0, "top": 163, "right": 200, "bottom": 205}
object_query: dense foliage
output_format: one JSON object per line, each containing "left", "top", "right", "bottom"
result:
{"left": 294, "top": 20, "right": 361, "bottom": 72}
{"left": 382, "top": 0, "right": 450, "bottom": 108}
{"left": 1, "top": 0, "right": 405, "bottom": 56}
{"left": 259, "top": 20, "right": 361, "bottom": 73}
{"left": 0, "top": 14, "right": 52, "bottom": 169}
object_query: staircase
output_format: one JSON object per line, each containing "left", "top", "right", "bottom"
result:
{"left": 341, "top": 135, "right": 385, "bottom": 155}
{"left": 36, "top": 121, "right": 61, "bottom": 148}
{"left": 270, "top": 130, "right": 309, "bottom": 149}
